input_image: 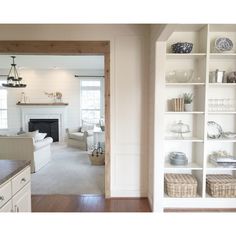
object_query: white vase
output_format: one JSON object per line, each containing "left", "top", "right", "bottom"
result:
{"left": 184, "top": 103, "right": 193, "bottom": 112}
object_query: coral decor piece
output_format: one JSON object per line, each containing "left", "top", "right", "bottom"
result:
{"left": 45, "top": 91, "right": 63, "bottom": 103}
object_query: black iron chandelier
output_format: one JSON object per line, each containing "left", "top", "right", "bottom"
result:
{"left": 2, "top": 56, "right": 26, "bottom": 88}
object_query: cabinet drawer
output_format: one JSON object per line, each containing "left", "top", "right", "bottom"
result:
{"left": 0, "top": 181, "right": 11, "bottom": 208}
{"left": 12, "top": 183, "right": 31, "bottom": 212}
{"left": 0, "top": 199, "right": 12, "bottom": 212}
{"left": 12, "top": 166, "right": 30, "bottom": 195}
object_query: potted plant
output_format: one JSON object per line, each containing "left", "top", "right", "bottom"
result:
{"left": 183, "top": 93, "right": 193, "bottom": 111}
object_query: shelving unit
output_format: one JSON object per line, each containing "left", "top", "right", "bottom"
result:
{"left": 157, "top": 24, "right": 236, "bottom": 211}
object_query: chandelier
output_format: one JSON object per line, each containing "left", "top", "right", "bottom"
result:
{"left": 2, "top": 56, "right": 26, "bottom": 88}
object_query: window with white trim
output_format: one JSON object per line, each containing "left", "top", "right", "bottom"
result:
{"left": 80, "top": 79, "right": 104, "bottom": 125}
{"left": 0, "top": 81, "right": 7, "bottom": 129}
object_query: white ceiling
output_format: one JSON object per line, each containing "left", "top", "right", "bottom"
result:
{"left": 0, "top": 55, "right": 104, "bottom": 70}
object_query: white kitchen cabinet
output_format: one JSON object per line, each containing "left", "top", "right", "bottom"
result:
{"left": 12, "top": 183, "right": 31, "bottom": 212}
{"left": 0, "top": 199, "right": 12, "bottom": 212}
{"left": 0, "top": 166, "right": 31, "bottom": 212}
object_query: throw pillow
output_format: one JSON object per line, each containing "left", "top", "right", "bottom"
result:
{"left": 34, "top": 133, "right": 47, "bottom": 142}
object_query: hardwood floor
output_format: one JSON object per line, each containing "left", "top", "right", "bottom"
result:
{"left": 31, "top": 194, "right": 151, "bottom": 212}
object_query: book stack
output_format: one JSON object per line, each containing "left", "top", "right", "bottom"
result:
{"left": 172, "top": 98, "right": 184, "bottom": 112}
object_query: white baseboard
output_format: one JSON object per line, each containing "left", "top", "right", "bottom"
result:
{"left": 111, "top": 189, "right": 147, "bottom": 198}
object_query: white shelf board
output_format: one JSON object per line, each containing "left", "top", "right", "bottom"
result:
{"left": 210, "top": 53, "right": 236, "bottom": 59}
{"left": 166, "top": 53, "right": 206, "bottom": 60}
{"left": 207, "top": 138, "right": 236, "bottom": 142}
{"left": 165, "top": 137, "right": 203, "bottom": 142}
{"left": 164, "top": 162, "right": 203, "bottom": 170}
{"left": 165, "top": 111, "right": 204, "bottom": 114}
{"left": 208, "top": 111, "right": 236, "bottom": 115}
{"left": 164, "top": 193, "right": 202, "bottom": 199}
{"left": 208, "top": 83, "right": 236, "bottom": 87}
{"left": 207, "top": 162, "right": 236, "bottom": 170}
{"left": 206, "top": 193, "right": 236, "bottom": 199}
{"left": 166, "top": 83, "right": 205, "bottom": 86}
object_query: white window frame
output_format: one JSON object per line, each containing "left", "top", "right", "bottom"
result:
{"left": 0, "top": 86, "right": 8, "bottom": 130}
{"left": 80, "top": 78, "right": 104, "bottom": 126}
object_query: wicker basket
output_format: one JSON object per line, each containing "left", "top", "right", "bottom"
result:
{"left": 206, "top": 174, "right": 236, "bottom": 198}
{"left": 89, "top": 148, "right": 105, "bottom": 166}
{"left": 164, "top": 173, "right": 198, "bottom": 197}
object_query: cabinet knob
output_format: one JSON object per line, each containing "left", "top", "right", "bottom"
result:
{"left": 21, "top": 178, "right": 26, "bottom": 182}
{"left": 0, "top": 196, "right": 4, "bottom": 201}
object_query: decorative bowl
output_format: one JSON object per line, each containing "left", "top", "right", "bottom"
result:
{"left": 223, "top": 132, "right": 236, "bottom": 139}
{"left": 171, "top": 42, "right": 193, "bottom": 53}
{"left": 166, "top": 70, "right": 194, "bottom": 83}
{"left": 215, "top": 37, "right": 233, "bottom": 52}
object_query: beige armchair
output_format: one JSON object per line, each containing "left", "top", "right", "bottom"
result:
{"left": 67, "top": 129, "right": 93, "bottom": 151}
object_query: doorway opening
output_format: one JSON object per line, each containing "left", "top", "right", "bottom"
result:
{"left": 0, "top": 41, "right": 110, "bottom": 197}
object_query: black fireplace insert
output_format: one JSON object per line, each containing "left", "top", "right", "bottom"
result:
{"left": 28, "top": 119, "right": 59, "bottom": 142}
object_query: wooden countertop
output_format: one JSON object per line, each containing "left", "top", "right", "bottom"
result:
{"left": 0, "top": 160, "right": 30, "bottom": 186}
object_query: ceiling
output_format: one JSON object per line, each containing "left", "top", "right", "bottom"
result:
{"left": 0, "top": 55, "right": 104, "bottom": 70}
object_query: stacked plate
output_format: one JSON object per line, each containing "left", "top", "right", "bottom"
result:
{"left": 169, "top": 152, "right": 188, "bottom": 166}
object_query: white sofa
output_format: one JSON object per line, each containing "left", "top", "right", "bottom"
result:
{"left": 0, "top": 136, "right": 53, "bottom": 173}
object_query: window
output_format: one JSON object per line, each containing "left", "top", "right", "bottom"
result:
{"left": 0, "top": 88, "right": 7, "bottom": 129}
{"left": 80, "top": 79, "right": 104, "bottom": 125}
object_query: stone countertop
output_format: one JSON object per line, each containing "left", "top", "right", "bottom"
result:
{"left": 0, "top": 160, "right": 30, "bottom": 186}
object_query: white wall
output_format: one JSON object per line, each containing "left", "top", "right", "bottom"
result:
{"left": 1, "top": 69, "right": 103, "bottom": 135}
{"left": 0, "top": 24, "right": 150, "bottom": 198}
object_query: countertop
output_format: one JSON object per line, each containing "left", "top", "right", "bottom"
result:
{"left": 0, "top": 160, "right": 30, "bottom": 186}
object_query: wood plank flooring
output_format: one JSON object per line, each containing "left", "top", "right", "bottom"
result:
{"left": 32, "top": 194, "right": 151, "bottom": 212}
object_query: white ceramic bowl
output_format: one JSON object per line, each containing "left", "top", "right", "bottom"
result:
{"left": 166, "top": 70, "right": 194, "bottom": 83}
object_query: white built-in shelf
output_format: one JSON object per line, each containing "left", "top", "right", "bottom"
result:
{"left": 208, "top": 83, "right": 236, "bottom": 87}
{"left": 164, "top": 162, "right": 202, "bottom": 170}
{"left": 165, "top": 111, "right": 204, "bottom": 114}
{"left": 207, "top": 162, "right": 236, "bottom": 170}
{"left": 210, "top": 53, "right": 236, "bottom": 60}
{"left": 165, "top": 137, "right": 203, "bottom": 142}
{"left": 207, "top": 138, "right": 236, "bottom": 142}
{"left": 159, "top": 24, "right": 236, "bottom": 210}
{"left": 166, "top": 53, "right": 206, "bottom": 60}
{"left": 165, "top": 83, "right": 205, "bottom": 86}
{"left": 208, "top": 111, "right": 236, "bottom": 115}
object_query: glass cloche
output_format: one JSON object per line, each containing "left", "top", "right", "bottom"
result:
{"left": 170, "top": 120, "right": 190, "bottom": 139}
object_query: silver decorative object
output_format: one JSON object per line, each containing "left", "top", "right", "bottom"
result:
{"left": 207, "top": 121, "right": 223, "bottom": 139}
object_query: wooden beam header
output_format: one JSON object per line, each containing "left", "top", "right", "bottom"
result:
{"left": 0, "top": 41, "right": 110, "bottom": 55}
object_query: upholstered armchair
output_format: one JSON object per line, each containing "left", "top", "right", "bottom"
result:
{"left": 67, "top": 128, "right": 93, "bottom": 151}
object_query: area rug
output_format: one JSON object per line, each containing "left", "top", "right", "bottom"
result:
{"left": 31, "top": 143, "right": 104, "bottom": 195}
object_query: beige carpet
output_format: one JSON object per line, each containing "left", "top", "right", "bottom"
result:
{"left": 31, "top": 143, "right": 104, "bottom": 195}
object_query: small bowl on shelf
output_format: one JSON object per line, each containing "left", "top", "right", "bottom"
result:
{"left": 171, "top": 42, "right": 193, "bottom": 53}
{"left": 166, "top": 70, "right": 194, "bottom": 83}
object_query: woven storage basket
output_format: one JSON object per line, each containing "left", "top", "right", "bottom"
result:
{"left": 206, "top": 174, "right": 236, "bottom": 198}
{"left": 164, "top": 173, "right": 198, "bottom": 197}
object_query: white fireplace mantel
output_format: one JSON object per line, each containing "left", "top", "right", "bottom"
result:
{"left": 19, "top": 105, "right": 68, "bottom": 142}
